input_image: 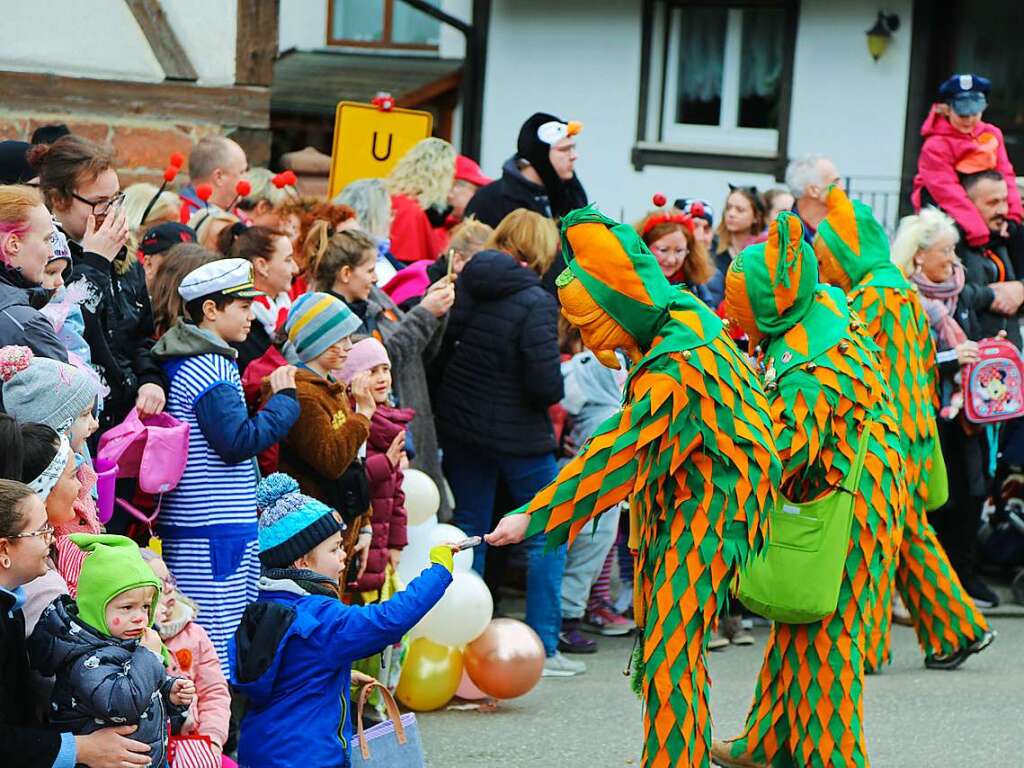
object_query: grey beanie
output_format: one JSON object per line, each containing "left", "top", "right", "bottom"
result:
{"left": 0, "top": 346, "right": 98, "bottom": 435}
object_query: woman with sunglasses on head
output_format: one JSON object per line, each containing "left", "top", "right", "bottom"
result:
{"left": 0, "top": 474, "right": 155, "bottom": 768}
{"left": 703, "top": 187, "right": 767, "bottom": 309}
{"left": 28, "top": 137, "right": 166, "bottom": 430}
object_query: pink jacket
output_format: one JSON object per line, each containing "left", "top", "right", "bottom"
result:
{"left": 912, "top": 104, "right": 1023, "bottom": 246}
{"left": 161, "top": 595, "right": 231, "bottom": 750}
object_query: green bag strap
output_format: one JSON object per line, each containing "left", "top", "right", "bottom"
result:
{"left": 839, "top": 419, "right": 873, "bottom": 494}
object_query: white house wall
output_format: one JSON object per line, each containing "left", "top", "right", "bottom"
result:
{"left": 480, "top": 0, "right": 915, "bottom": 223}
{"left": 0, "top": 0, "right": 237, "bottom": 85}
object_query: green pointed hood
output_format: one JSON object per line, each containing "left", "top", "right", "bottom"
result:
{"left": 70, "top": 533, "right": 161, "bottom": 635}
{"left": 725, "top": 212, "right": 818, "bottom": 341}
{"left": 556, "top": 204, "right": 723, "bottom": 360}
{"left": 814, "top": 185, "right": 906, "bottom": 289}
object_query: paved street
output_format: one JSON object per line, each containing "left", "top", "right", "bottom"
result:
{"left": 419, "top": 603, "right": 1022, "bottom": 767}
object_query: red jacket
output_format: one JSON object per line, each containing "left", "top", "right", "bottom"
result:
{"left": 389, "top": 194, "right": 446, "bottom": 263}
{"left": 353, "top": 404, "right": 414, "bottom": 592}
{"left": 912, "top": 104, "right": 1023, "bottom": 246}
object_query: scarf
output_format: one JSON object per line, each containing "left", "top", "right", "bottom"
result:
{"left": 910, "top": 263, "right": 968, "bottom": 351}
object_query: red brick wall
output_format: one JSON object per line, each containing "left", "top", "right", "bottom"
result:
{"left": 0, "top": 113, "right": 269, "bottom": 186}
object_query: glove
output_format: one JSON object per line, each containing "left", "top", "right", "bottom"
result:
{"left": 428, "top": 544, "right": 455, "bottom": 573}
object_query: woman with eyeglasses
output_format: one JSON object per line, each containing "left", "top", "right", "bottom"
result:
{"left": 0, "top": 475, "right": 155, "bottom": 768}
{"left": 0, "top": 185, "right": 69, "bottom": 361}
{"left": 28, "top": 136, "right": 167, "bottom": 431}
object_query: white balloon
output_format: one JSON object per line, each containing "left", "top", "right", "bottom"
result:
{"left": 418, "top": 570, "right": 494, "bottom": 647}
{"left": 403, "top": 469, "right": 441, "bottom": 526}
{"left": 428, "top": 523, "right": 473, "bottom": 572}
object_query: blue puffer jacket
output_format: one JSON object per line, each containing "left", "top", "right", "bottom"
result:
{"left": 230, "top": 564, "right": 451, "bottom": 768}
{"left": 435, "top": 249, "right": 563, "bottom": 456}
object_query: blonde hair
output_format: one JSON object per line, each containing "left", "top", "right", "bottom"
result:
{"left": 239, "top": 167, "right": 290, "bottom": 211}
{"left": 891, "top": 206, "right": 961, "bottom": 277}
{"left": 334, "top": 178, "right": 391, "bottom": 241}
{"left": 385, "top": 138, "right": 456, "bottom": 210}
{"left": 715, "top": 189, "right": 766, "bottom": 256}
{"left": 447, "top": 216, "right": 493, "bottom": 259}
{"left": 0, "top": 185, "right": 44, "bottom": 266}
{"left": 486, "top": 209, "right": 559, "bottom": 276}
{"left": 303, "top": 219, "right": 377, "bottom": 291}
{"left": 122, "top": 183, "right": 181, "bottom": 253}
{"left": 188, "top": 209, "right": 240, "bottom": 251}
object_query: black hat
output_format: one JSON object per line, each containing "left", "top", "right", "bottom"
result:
{"left": 0, "top": 141, "right": 35, "bottom": 184}
{"left": 138, "top": 222, "right": 196, "bottom": 257}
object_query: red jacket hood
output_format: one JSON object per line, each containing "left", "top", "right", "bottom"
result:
{"left": 369, "top": 404, "right": 415, "bottom": 452}
{"left": 920, "top": 103, "right": 996, "bottom": 141}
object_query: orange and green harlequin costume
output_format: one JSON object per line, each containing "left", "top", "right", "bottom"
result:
{"left": 512, "top": 206, "right": 781, "bottom": 768}
{"left": 718, "top": 213, "right": 906, "bottom": 767}
{"left": 815, "top": 186, "right": 989, "bottom": 670}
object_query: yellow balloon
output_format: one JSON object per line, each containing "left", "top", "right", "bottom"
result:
{"left": 395, "top": 638, "right": 462, "bottom": 712}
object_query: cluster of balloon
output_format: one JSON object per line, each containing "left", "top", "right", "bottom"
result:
{"left": 393, "top": 474, "right": 544, "bottom": 711}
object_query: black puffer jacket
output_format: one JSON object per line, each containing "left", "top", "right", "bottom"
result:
{"left": 0, "top": 588, "right": 62, "bottom": 768}
{"left": 0, "top": 264, "right": 67, "bottom": 363}
{"left": 68, "top": 237, "right": 166, "bottom": 429}
{"left": 435, "top": 249, "right": 563, "bottom": 456}
{"left": 464, "top": 156, "right": 588, "bottom": 228}
{"left": 27, "top": 596, "right": 185, "bottom": 767}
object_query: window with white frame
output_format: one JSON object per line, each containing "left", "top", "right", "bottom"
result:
{"left": 641, "top": 2, "right": 793, "bottom": 160}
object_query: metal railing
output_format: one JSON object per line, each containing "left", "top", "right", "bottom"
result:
{"left": 842, "top": 176, "right": 909, "bottom": 236}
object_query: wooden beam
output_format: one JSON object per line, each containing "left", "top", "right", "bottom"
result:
{"left": 0, "top": 71, "right": 269, "bottom": 129}
{"left": 397, "top": 70, "right": 463, "bottom": 109}
{"left": 124, "top": 0, "right": 198, "bottom": 82}
{"left": 236, "top": 0, "right": 280, "bottom": 86}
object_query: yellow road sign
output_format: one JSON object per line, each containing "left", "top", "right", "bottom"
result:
{"left": 327, "top": 101, "right": 434, "bottom": 199}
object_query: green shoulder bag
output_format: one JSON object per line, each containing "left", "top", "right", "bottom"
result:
{"left": 737, "top": 421, "right": 871, "bottom": 624}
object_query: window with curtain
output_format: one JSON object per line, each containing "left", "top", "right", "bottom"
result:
{"left": 328, "top": 0, "right": 441, "bottom": 49}
{"left": 647, "top": 2, "right": 792, "bottom": 158}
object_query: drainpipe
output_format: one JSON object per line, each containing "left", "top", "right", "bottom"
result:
{"left": 396, "top": 0, "right": 490, "bottom": 160}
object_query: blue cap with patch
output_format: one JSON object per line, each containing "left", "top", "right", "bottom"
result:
{"left": 938, "top": 73, "right": 991, "bottom": 117}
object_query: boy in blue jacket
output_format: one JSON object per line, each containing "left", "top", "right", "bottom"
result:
{"left": 152, "top": 258, "right": 300, "bottom": 666}
{"left": 230, "top": 473, "right": 453, "bottom": 768}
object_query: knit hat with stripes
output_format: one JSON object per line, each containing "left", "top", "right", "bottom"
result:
{"left": 256, "top": 473, "right": 343, "bottom": 568}
{"left": 284, "top": 292, "right": 362, "bottom": 363}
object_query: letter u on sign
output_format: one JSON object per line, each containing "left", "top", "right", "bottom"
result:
{"left": 328, "top": 101, "right": 433, "bottom": 199}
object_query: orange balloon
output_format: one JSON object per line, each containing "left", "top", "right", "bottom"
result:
{"left": 395, "top": 638, "right": 462, "bottom": 712}
{"left": 463, "top": 618, "right": 544, "bottom": 700}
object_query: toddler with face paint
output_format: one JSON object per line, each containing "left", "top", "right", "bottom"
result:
{"left": 28, "top": 534, "right": 194, "bottom": 767}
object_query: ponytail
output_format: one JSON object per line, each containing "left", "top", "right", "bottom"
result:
{"left": 302, "top": 221, "right": 376, "bottom": 292}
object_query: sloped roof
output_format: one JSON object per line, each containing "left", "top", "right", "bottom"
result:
{"left": 272, "top": 49, "right": 463, "bottom": 116}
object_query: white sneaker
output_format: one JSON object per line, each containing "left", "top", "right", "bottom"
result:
{"left": 542, "top": 651, "right": 587, "bottom": 677}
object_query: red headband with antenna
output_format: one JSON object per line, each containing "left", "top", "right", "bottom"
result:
{"left": 641, "top": 193, "right": 694, "bottom": 237}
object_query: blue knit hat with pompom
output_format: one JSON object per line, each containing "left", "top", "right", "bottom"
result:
{"left": 256, "top": 473, "right": 344, "bottom": 568}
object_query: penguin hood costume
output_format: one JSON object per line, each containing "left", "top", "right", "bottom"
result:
{"left": 515, "top": 112, "right": 588, "bottom": 220}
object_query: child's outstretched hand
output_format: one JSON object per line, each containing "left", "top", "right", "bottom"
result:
{"left": 385, "top": 431, "right": 405, "bottom": 468}
{"left": 170, "top": 677, "right": 196, "bottom": 706}
{"left": 428, "top": 544, "right": 456, "bottom": 573}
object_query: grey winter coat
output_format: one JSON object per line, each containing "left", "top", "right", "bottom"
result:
{"left": 27, "top": 596, "right": 185, "bottom": 766}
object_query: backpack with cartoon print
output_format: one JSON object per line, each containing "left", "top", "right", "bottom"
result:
{"left": 964, "top": 336, "right": 1024, "bottom": 424}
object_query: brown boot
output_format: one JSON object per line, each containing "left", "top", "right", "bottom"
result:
{"left": 711, "top": 739, "right": 768, "bottom": 768}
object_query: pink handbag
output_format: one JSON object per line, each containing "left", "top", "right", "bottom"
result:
{"left": 96, "top": 408, "right": 189, "bottom": 528}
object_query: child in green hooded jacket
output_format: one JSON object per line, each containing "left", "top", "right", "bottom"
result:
{"left": 28, "top": 534, "right": 196, "bottom": 767}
